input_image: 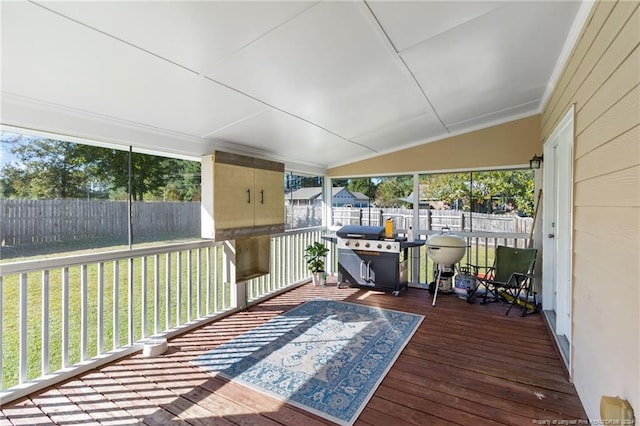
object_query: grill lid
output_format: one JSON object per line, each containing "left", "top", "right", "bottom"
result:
{"left": 336, "top": 225, "right": 385, "bottom": 239}
{"left": 425, "top": 227, "right": 467, "bottom": 265}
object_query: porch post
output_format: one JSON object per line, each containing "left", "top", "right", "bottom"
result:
{"left": 411, "top": 173, "right": 421, "bottom": 284}
{"left": 223, "top": 240, "right": 246, "bottom": 310}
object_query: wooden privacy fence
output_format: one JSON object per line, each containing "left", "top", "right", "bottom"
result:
{"left": 1, "top": 200, "right": 531, "bottom": 247}
{"left": 1, "top": 199, "right": 200, "bottom": 246}
{"left": 332, "top": 207, "right": 533, "bottom": 233}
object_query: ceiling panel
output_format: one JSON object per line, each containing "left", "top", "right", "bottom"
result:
{"left": 207, "top": 109, "right": 373, "bottom": 168}
{"left": 2, "top": 2, "right": 268, "bottom": 138}
{"left": 205, "top": 1, "right": 431, "bottom": 141}
{"left": 399, "top": 1, "right": 581, "bottom": 126}
{"left": 367, "top": 1, "right": 504, "bottom": 52}
{"left": 35, "top": 0, "right": 318, "bottom": 73}
{"left": 351, "top": 113, "right": 447, "bottom": 153}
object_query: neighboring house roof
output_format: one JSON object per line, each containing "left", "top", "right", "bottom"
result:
{"left": 286, "top": 187, "right": 369, "bottom": 203}
{"left": 287, "top": 187, "right": 323, "bottom": 200}
{"left": 350, "top": 191, "right": 369, "bottom": 201}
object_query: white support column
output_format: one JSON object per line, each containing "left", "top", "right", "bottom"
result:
{"left": 323, "top": 177, "right": 332, "bottom": 229}
{"left": 411, "top": 173, "right": 421, "bottom": 285}
{"left": 223, "top": 240, "right": 246, "bottom": 310}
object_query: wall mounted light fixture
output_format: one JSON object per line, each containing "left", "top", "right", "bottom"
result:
{"left": 529, "top": 154, "right": 543, "bottom": 169}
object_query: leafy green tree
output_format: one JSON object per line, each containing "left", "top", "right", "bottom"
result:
{"left": 331, "top": 179, "right": 349, "bottom": 188}
{"left": 0, "top": 134, "right": 201, "bottom": 201}
{"left": 285, "top": 175, "right": 323, "bottom": 192}
{"left": 1, "top": 138, "right": 90, "bottom": 198}
{"left": 154, "top": 159, "right": 201, "bottom": 201}
{"left": 75, "top": 146, "right": 200, "bottom": 201}
{"left": 347, "top": 178, "right": 377, "bottom": 201}
{"left": 419, "top": 170, "right": 534, "bottom": 216}
{"left": 374, "top": 176, "right": 413, "bottom": 207}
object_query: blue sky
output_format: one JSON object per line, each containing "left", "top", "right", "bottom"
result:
{"left": 1, "top": 132, "right": 25, "bottom": 167}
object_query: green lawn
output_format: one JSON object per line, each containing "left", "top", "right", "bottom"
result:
{"left": 1, "top": 249, "right": 231, "bottom": 390}
{"left": 415, "top": 245, "right": 496, "bottom": 284}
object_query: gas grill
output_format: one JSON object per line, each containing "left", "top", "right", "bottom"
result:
{"left": 335, "top": 225, "right": 410, "bottom": 295}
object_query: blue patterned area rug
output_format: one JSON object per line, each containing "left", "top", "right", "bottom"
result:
{"left": 193, "top": 299, "right": 423, "bottom": 426}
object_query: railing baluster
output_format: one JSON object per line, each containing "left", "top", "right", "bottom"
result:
{"left": 287, "top": 235, "right": 292, "bottom": 285}
{"left": 165, "top": 253, "right": 171, "bottom": 329}
{"left": 206, "top": 247, "right": 211, "bottom": 315}
{"left": 113, "top": 261, "right": 119, "bottom": 350}
{"left": 81, "top": 264, "right": 88, "bottom": 361}
{"left": 213, "top": 246, "right": 219, "bottom": 311}
{"left": 187, "top": 250, "right": 192, "bottom": 322}
{"left": 97, "top": 262, "right": 104, "bottom": 355}
{"left": 221, "top": 245, "right": 227, "bottom": 309}
{"left": 176, "top": 251, "right": 182, "bottom": 325}
{"left": 61, "top": 267, "right": 69, "bottom": 368}
{"left": 154, "top": 254, "right": 160, "bottom": 335}
{"left": 128, "top": 258, "right": 134, "bottom": 346}
{"left": 196, "top": 249, "right": 201, "bottom": 319}
{"left": 19, "top": 273, "right": 28, "bottom": 384}
{"left": 141, "top": 256, "right": 147, "bottom": 339}
{"left": 41, "top": 270, "right": 49, "bottom": 376}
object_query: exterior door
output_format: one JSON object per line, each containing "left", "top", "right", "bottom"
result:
{"left": 542, "top": 106, "right": 574, "bottom": 351}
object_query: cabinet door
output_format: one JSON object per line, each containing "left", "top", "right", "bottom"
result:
{"left": 213, "top": 163, "right": 255, "bottom": 229}
{"left": 253, "top": 168, "right": 284, "bottom": 226}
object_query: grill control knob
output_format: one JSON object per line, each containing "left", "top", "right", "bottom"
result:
{"left": 377, "top": 243, "right": 382, "bottom": 249}
{"left": 344, "top": 241, "right": 350, "bottom": 246}
{"left": 386, "top": 244, "right": 392, "bottom": 250}
{"left": 365, "top": 243, "right": 370, "bottom": 248}
{"left": 355, "top": 242, "right": 360, "bottom": 247}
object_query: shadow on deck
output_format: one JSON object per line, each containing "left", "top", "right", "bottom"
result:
{"left": 1, "top": 279, "right": 586, "bottom": 425}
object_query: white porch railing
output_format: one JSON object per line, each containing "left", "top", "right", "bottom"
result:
{"left": 0, "top": 228, "right": 323, "bottom": 405}
{"left": 0, "top": 226, "right": 529, "bottom": 405}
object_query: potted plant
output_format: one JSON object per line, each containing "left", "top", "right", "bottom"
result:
{"left": 304, "top": 241, "right": 330, "bottom": 286}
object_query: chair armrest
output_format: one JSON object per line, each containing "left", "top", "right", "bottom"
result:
{"left": 508, "top": 272, "right": 534, "bottom": 287}
{"left": 466, "top": 264, "right": 494, "bottom": 280}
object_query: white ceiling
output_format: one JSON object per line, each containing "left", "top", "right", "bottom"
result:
{"left": 1, "top": 1, "right": 586, "bottom": 174}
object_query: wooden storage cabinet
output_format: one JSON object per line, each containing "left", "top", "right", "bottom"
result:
{"left": 201, "top": 151, "right": 285, "bottom": 241}
{"left": 254, "top": 168, "right": 285, "bottom": 226}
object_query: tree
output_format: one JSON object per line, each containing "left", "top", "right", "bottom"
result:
{"left": 374, "top": 176, "right": 413, "bottom": 207}
{"left": 156, "top": 159, "right": 201, "bottom": 201}
{"left": 347, "top": 178, "right": 377, "bottom": 201}
{"left": 0, "top": 134, "right": 201, "bottom": 201}
{"left": 76, "top": 147, "right": 167, "bottom": 201}
{"left": 419, "top": 170, "right": 534, "bottom": 216}
{"left": 1, "top": 137, "right": 90, "bottom": 198}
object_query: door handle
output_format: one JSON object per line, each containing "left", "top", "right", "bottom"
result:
{"left": 360, "top": 261, "right": 366, "bottom": 280}
{"left": 367, "top": 261, "right": 372, "bottom": 282}
{"left": 247, "top": 189, "right": 251, "bottom": 204}
{"left": 260, "top": 189, "right": 264, "bottom": 204}
{"left": 548, "top": 233, "right": 555, "bottom": 238}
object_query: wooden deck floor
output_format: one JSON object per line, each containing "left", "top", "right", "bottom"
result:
{"left": 1, "top": 281, "right": 587, "bottom": 425}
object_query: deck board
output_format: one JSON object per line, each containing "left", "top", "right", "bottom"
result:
{"left": 1, "top": 281, "right": 587, "bottom": 425}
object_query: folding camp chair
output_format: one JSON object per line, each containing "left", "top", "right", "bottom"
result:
{"left": 467, "top": 246, "right": 540, "bottom": 316}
